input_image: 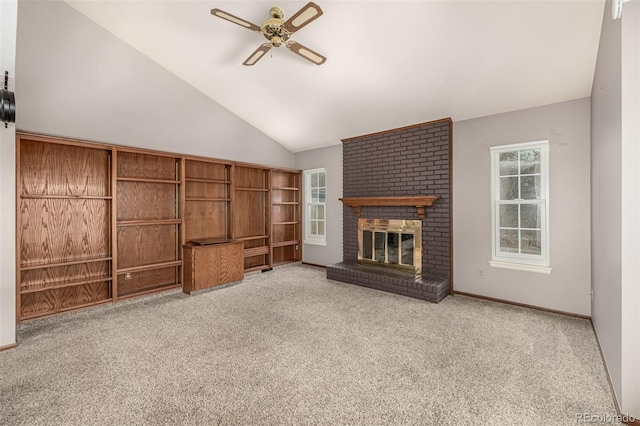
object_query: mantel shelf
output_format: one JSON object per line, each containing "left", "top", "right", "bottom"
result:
{"left": 339, "top": 196, "right": 439, "bottom": 219}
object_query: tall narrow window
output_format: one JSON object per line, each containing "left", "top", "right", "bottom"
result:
{"left": 490, "top": 141, "right": 550, "bottom": 272}
{"left": 304, "top": 168, "right": 326, "bottom": 245}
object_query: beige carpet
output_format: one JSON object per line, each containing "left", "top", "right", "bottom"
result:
{"left": 1, "top": 264, "right": 616, "bottom": 425}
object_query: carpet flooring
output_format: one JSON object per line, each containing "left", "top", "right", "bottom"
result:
{"left": 0, "top": 264, "right": 617, "bottom": 425}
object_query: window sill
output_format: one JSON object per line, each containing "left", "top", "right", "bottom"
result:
{"left": 304, "top": 239, "right": 327, "bottom": 247}
{"left": 489, "top": 260, "right": 552, "bottom": 274}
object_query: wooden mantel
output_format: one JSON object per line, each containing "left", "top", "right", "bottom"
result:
{"left": 339, "top": 196, "right": 439, "bottom": 219}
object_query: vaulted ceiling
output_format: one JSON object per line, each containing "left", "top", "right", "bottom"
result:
{"left": 65, "top": 1, "right": 605, "bottom": 153}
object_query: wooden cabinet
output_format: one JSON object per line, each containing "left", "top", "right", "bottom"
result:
{"left": 271, "top": 170, "right": 302, "bottom": 265}
{"left": 17, "top": 136, "right": 113, "bottom": 320}
{"left": 16, "top": 132, "right": 302, "bottom": 321}
{"left": 183, "top": 242, "right": 244, "bottom": 294}
{"left": 184, "top": 160, "right": 231, "bottom": 243}
{"left": 233, "top": 166, "right": 271, "bottom": 272}
{"left": 115, "top": 151, "right": 182, "bottom": 298}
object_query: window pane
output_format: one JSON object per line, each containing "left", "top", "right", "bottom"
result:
{"left": 317, "top": 205, "right": 324, "bottom": 220}
{"left": 520, "top": 175, "right": 540, "bottom": 199}
{"left": 521, "top": 230, "right": 541, "bottom": 255}
{"left": 500, "top": 177, "right": 519, "bottom": 200}
{"left": 310, "top": 221, "right": 317, "bottom": 235}
{"left": 319, "top": 172, "right": 325, "bottom": 187}
{"left": 499, "top": 152, "right": 519, "bottom": 175}
{"left": 387, "top": 233, "right": 399, "bottom": 264}
{"left": 319, "top": 188, "right": 326, "bottom": 203}
{"left": 312, "top": 173, "right": 318, "bottom": 188}
{"left": 520, "top": 204, "right": 541, "bottom": 229}
{"left": 374, "top": 232, "right": 386, "bottom": 262}
{"left": 499, "top": 229, "right": 519, "bottom": 253}
{"left": 499, "top": 204, "right": 518, "bottom": 228}
{"left": 311, "top": 188, "right": 319, "bottom": 203}
{"left": 520, "top": 149, "right": 541, "bottom": 174}
{"left": 310, "top": 205, "right": 317, "bottom": 220}
{"left": 318, "top": 221, "right": 325, "bottom": 237}
{"left": 363, "top": 231, "right": 373, "bottom": 259}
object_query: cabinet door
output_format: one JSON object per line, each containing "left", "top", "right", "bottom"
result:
{"left": 193, "top": 246, "right": 221, "bottom": 291}
{"left": 219, "top": 243, "right": 244, "bottom": 284}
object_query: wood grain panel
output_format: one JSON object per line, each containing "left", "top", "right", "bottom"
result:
{"left": 20, "top": 139, "right": 110, "bottom": 196}
{"left": 235, "top": 166, "right": 267, "bottom": 189}
{"left": 20, "top": 282, "right": 110, "bottom": 319}
{"left": 271, "top": 189, "right": 297, "bottom": 203}
{"left": 19, "top": 199, "right": 110, "bottom": 266}
{"left": 185, "top": 182, "right": 228, "bottom": 199}
{"left": 117, "top": 225, "right": 177, "bottom": 269}
{"left": 244, "top": 255, "right": 268, "bottom": 269}
{"left": 273, "top": 245, "right": 299, "bottom": 264}
{"left": 117, "top": 151, "right": 177, "bottom": 180}
{"left": 20, "top": 261, "right": 110, "bottom": 292}
{"left": 117, "top": 181, "right": 177, "bottom": 221}
{"left": 242, "top": 238, "right": 268, "bottom": 249}
{"left": 185, "top": 160, "right": 228, "bottom": 181}
{"left": 233, "top": 191, "right": 266, "bottom": 238}
{"left": 117, "top": 267, "right": 177, "bottom": 297}
{"left": 272, "top": 205, "right": 296, "bottom": 223}
{"left": 272, "top": 224, "right": 296, "bottom": 243}
{"left": 184, "top": 201, "right": 227, "bottom": 242}
{"left": 219, "top": 243, "right": 243, "bottom": 283}
{"left": 271, "top": 171, "right": 297, "bottom": 189}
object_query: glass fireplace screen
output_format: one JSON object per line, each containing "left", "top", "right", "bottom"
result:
{"left": 358, "top": 219, "right": 422, "bottom": 274}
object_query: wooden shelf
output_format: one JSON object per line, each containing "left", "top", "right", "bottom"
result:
{"left": 245, "top": 264, "right": 270, "bottom": 273}
{"left": 185, "top": 178, "right": 230, "bottom": 184}
{"left": 244, "top": 246, "right": 269, "bottom": 257}
{"left": 273, "top": 221, "right": 299, "bottom": 225}
{"left": 339, "top": 195, "right": 440, "bottom": 219}
{"left": 20, "top": 277, "right": 113, "bottom": 294}
{"left": 186, "top": 197, "right": 230, "bottom": 202}
{"left": 117, "top": 260, "right": 182, "bottom": 274}
{"left": 272, "top": 240, "right": 299, "bottom": 248}
{"left": 235, "top": 235, "right": 269, "bottom": 241}
{"left": 118, "top": 284, "right": 182, "bottom": 300}
{"left": 117, "top": 177, "right": 181, "bottom": 184}
{"left": 272, "top": 202, "right": 299, "bottom": 205}
{"left": 235, "top": 187, "right": 269, "bottom": 192}
{"left": 20, "top": 256, "right": 112, "bottom": 271}
{"left": 272, "top": 187, "right": 300, "bottom": 191}
{"left": 117, "top": 219, "right": 182, "bottom": 227}
{"left": 20, "top": 195, "right": 112, "bottom": 200}
{"left": 20, "top": 299, "right": 113, "bottom": 322}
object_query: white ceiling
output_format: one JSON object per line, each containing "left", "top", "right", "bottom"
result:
{"left": 65, "top": 0, "right": 605, "bottom": 153}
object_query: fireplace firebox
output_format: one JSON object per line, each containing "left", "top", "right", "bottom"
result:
{"left": 358, "top": 219, "right": 421, "bottom": 275}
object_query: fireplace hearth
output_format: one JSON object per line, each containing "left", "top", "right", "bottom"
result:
{"left": 358, "top": 219, "right": 421, "bottom": 275}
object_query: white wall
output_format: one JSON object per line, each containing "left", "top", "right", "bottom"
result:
{"left": 16, "top": 0, "right": 294, "bottom": 168}
{"left": 0, "top": 0, "right": 17, "bottom": 349}
{"left": 453, "top": 98, "right": 592, "bottom": 316}
{"left": 294, "top": 144, "right": 343, "bottom": 266}
{"left": 594, "top": 0, "right": 640, "bottom": 417}
{"left": 619, "top": 0, "right": 640, "bottom": 415}
{"left": 591, "top": 0, "right": 640, "bottom": 417}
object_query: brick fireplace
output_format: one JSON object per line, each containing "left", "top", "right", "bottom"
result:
{"left": 327, "top": 119, "right": 452, "bottom": 303}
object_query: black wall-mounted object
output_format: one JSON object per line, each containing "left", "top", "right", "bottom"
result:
{"left": 2, "top": 71, "right": 16, "bottom": 128}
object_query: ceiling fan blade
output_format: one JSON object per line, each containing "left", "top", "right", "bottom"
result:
{"left": 243, "top": 43, "right": 272, "bottom": 66}
{"left": 282, "top": 2, "right": 323, "bottom": 34}
{"left": 286, "top": 41, "right": 326, "bottom": 65}
{"left": 211, "top": 8, "right": 262, "bottom": 33}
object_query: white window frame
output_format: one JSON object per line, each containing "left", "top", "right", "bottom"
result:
{"left": 490, "top": 141, "right": 551, "bottom": 273}
{"left": 303, "top": 168, "right": 327, "bottom": 246}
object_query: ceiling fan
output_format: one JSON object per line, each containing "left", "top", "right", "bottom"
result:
{"left": 211, "top": 2, "right": 326, "bottom": 66}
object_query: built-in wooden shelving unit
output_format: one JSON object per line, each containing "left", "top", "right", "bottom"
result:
{"left": 16, "top": 133, "right": 302, "bottom": 321}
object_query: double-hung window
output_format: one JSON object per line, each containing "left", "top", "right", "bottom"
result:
{"left": 490, "top": 141, "right": 550, "bottom": 272}
{"left": 304, "top": 168, "right": 326, "bottom": 246}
